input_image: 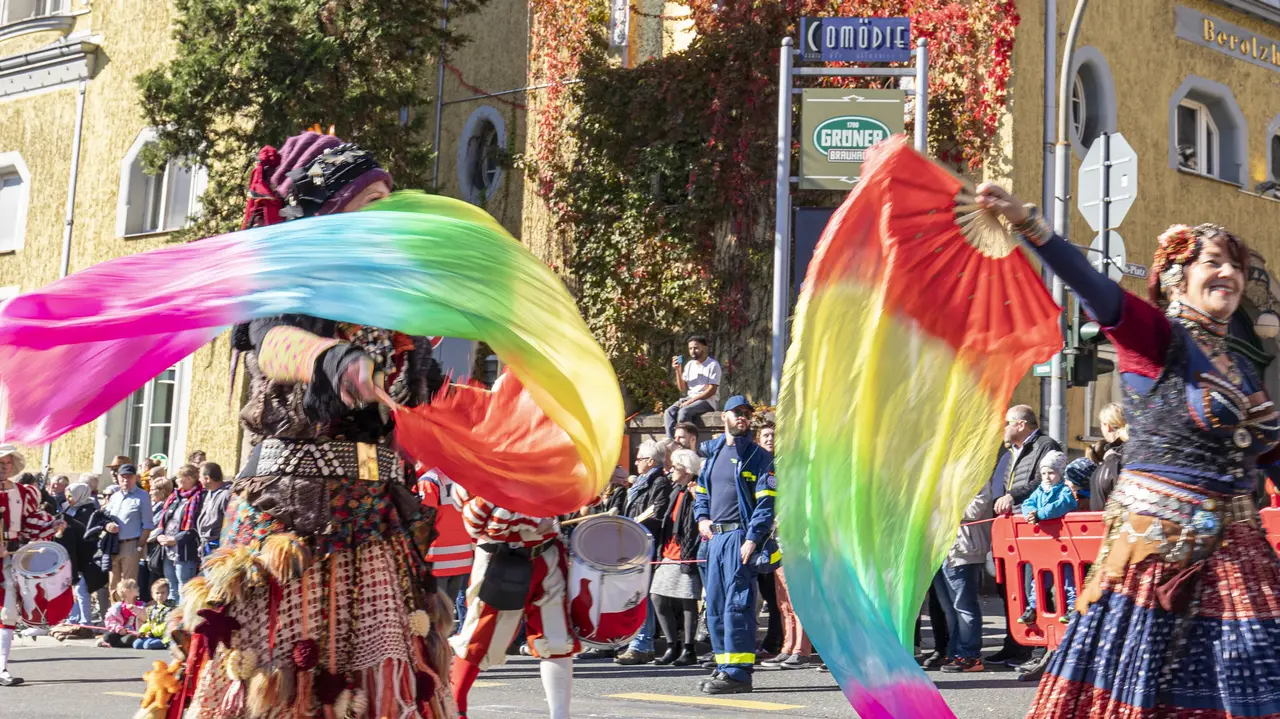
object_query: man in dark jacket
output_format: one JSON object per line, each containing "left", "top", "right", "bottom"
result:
{"left": 615, "top": 440, "right": 672, "bottom": 665}
{"left": 988, "top": 405, "right": 1061, "bottom": 668}
{"left": 693, "top": 396, "right": 775, "bottom": 695}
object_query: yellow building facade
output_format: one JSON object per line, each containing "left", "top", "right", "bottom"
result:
{"left": 0, "top": 0, "right": 242, "bottom": 477}
{"left": 1000, "top": 0, "right": 1280, "bottom": 450}
{"left": 0, "top": 0, "right": 544, "bottom": 478}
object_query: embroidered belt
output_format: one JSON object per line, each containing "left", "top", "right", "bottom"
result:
{"left": 1080, "top": 471, "right": 1257, "bottom": 613}
{"left": 253, "top": 438, "right": 402, "bottom": 482}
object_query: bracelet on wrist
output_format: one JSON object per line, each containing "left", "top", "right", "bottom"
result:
{"left": 1012, "top": 203, "right": 1052, "bottom": 247}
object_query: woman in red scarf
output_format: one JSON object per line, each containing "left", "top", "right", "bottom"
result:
{"left": 152, "top": 464, "right": 203, "bottom": 603}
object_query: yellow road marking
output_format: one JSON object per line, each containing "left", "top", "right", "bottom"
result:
{"left": 608, "top": 692, "right": 805, "bottom": 711}
{"left": 104, "top": 691, "right": 145, "bottom": 698}
{"left": 473, "top": 680, "right": 508, "bottom": 688}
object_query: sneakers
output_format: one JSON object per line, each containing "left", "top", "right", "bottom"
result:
{"left": 1059, "top": 610, "right": 1078, "bottom": 625}
{"left": 1017, "top": 606, "right": 1037, "bottom": 625}
{"left": 1015, "top": 648, "right": 1046, "bottom": 674}
{"left": 1017, "top": 650, "right": 1053, "bottom": 682}
{"left": 920, "top": 650, "right": 949, "bottom": 670}
{"left": 577, "top": 647, "right": 616, "bottom": 660}
{"left": 702, "top": 676, "right": 753, "bottom": 695}
{"left": 759, "top": 653, "right": 792, "bottom": 669}
{"left": 815, "top": 663, "right": 830, "bottom": 673}
{"left": 614, "top": 648, "right": 655, "bottom": 665}
{"left": 985, "top": 646, "right": 1033, "bottom": 667}
{"left": 940, "top": 657, "right": 985, "bottom": 673}
{"left": 779, "top": 655, "right": 809, "bottom": 669}
{"left": 0, "top": 671, "right": 22, "bottom": 687}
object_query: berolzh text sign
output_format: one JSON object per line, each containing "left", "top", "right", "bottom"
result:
{"left": 800, "top": 17, "right": 912, "bottom": 63}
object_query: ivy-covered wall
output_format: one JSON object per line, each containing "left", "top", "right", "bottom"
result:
{"left": 521, "top": 0, "right": 1019, "bottom": 413}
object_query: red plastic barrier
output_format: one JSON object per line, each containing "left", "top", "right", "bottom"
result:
{"left": 992, "top": 507, "right": 1280, "bottom": 651}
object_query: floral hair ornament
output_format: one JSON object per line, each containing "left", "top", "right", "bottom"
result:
{"left": 1149, "top": 224, "right": 1202, "bottom": 304}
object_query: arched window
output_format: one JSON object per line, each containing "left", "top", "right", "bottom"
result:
{"left": 456, "top": 106, "right": 506, "bottom": 205}
{"left": 117, "top": 129, "right": 207, "bottom": 237}
{"left": 1168, "top": 76, "right": 1246, "bottom": 185}
{"left": 1068, "top": 47, "right": 1117, "bottom": 158}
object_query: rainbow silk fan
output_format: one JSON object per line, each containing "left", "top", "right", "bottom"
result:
{"left": 0, "top": 192, "right": 623, "bottom": 516}
{"left": 777, "top": 136, "right": 1061, "bottom": 717}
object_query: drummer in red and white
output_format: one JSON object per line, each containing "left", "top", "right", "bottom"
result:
{"left": 450, "top": 485, "right": 577, "bottom": 719}
{"left": 0, "top": 445, "right": 63, "bottom": 687}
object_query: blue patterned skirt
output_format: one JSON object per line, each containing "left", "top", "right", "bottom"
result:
{"left": 1028, "top": 522, "right": 1280, "bottom": 718}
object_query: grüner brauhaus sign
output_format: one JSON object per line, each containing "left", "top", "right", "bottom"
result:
{"left": 799, "top": 88, "right": 905, "bottom": 190}
{"left": 1175, "top": 6, "right": 1280, "bottom": 72}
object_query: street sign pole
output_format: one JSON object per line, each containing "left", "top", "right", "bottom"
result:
{"left": 1100, "top": 132, "right": 1110, "bottom": 283}
{"left": 769, "top": 34, "right": 928, "bottom": 405}
{"left": 1049, "top": 0, "right": 1090, "bottom": 447}
{"left": 771, "top": 38, "right": 795, "bottom": 406}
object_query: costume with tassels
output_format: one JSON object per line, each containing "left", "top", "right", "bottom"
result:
{"left": 1013, "top": 217, "right": 1280, "bottom": 718}
{"left": 160, "top": 132, "right": 454, "bottom": 719}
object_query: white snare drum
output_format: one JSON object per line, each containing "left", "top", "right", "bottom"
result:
{"left": 568, "top": 515, "right": 653, "bottom": 649}
{"left": 13, "top": 541, "right": 73, "bottom": 627}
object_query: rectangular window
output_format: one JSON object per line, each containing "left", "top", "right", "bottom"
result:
{"left": 1176, "top": 100, "right": 1219, "bottom": 178}
{"left": 123, "top": 366, "right": 179, "bottom": 463}
{"left": 125, "top": 149, "right": 206, "bottom": 236}
{"left": 0, "top": 171, "right": 21, "bottom": 251}
{"left": 1, "top": 0, "right": 62, "bottom": 23}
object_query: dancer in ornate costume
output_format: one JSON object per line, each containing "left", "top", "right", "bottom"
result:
{"left": 978, "top": 183, "right": 1280, "bottom": 718}
{"left": 0, "top": 446, "right": 61, "bottom": 687}
{"left": 167, "top": 132, "right": 455, "bottom": 719}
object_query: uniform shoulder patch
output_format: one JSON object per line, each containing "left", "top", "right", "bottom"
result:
{"left": 764, "top": 474, "right": 777, "bottom": 490}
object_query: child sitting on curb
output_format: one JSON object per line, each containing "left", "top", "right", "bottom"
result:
{"left": 98, "top": 579, "right": 144, "bottom": 648}
{"left": 134, "top": 579, "right": 175, "bottom": 650}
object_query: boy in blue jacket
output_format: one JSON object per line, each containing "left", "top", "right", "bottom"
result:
{"left": 1018, "top": 451, "right": 1077, "bottom": 624}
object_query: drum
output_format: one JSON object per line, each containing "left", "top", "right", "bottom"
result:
{"left": 13, "top": 541, "right": 73, "bottom": 627}
{"left": 568, "top": 515, "right": 653, "bottom": 649}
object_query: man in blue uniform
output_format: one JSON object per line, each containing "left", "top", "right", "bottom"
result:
{"left": 693, "top": 395, "right": 776, "bottom": 695}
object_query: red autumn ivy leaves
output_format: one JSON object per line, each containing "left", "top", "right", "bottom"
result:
{"left": 523, "top": 0, "right": 1018, "bottom": 410}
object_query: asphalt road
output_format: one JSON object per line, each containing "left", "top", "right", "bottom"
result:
{"left": 3, "top": 601, "right": 1037, "bottom": 719}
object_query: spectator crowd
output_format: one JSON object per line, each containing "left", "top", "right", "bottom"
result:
{"left": 31, "top": 450, "right": 232, "bottom": 655}
{"left": 14, "top": 332, "right": 1150, "bottom": 704}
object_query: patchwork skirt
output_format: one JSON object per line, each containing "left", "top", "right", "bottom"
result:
{"left": 1027, "top": 522, "right": 1280, "bottom": 718}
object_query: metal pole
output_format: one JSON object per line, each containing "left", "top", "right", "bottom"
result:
{"left": 42, "top": 78, "right": 87, "bottom": 475}
{"left": 1099, "top": 132, "right": 1110, "bottom": 279}
{"left": 1049, "top": 0, "right": 1090, "bottom": 446}
{"left": 430, "top": 0, "right": 449, "bottom": 189}
{"left": 770, "top": 38, "right": 795, "bottom": 406}
{"left": 1040, "top": 0, "right": 1057, "bottom": 427}
{"left": 913, "top": 38, "right": 928, "bottom": 152}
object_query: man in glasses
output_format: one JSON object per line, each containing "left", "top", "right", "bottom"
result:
{"left": 986, "top": 405, "right": 1060, "bottom": 669}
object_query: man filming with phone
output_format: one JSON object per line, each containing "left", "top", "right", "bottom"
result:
{"left": 664, "top": 335, "right": 722, "bottom": 438}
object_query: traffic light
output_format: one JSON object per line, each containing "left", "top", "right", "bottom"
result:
{"left": 1070, "top": 319, "right": 1115, "bottom": 385}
